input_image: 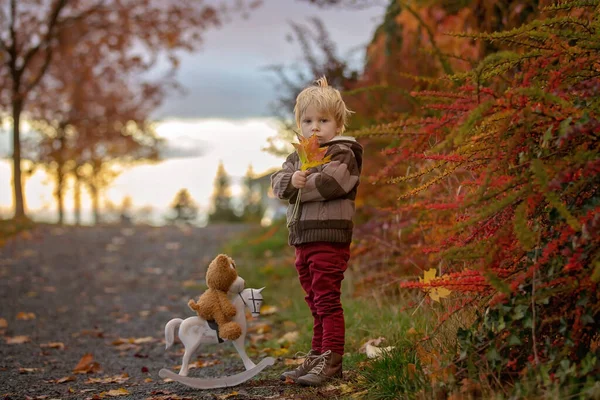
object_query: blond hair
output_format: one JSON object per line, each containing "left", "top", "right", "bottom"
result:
{"left": 294, "top": 76, "right": 353, "bottom": 134}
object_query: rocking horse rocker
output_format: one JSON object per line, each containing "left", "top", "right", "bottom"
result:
{"left": 159, "top": 254, "right": 275, "bottom": 389}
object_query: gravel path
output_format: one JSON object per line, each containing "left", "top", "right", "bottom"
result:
{"left": 0, "top": 224, "right": 302, "bottom": 400}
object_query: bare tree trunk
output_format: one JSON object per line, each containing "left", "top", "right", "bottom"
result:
{"left": 90, "top": 183, "right": 100, "bottom": 225}
{"left": 11, "top": 98, "right": 26, "bottom": 219}
{"left": 55, "top": 164, "right": 65, "bottom": 224}
{"left": 73, "top": 173, "right": 82, "bottom": 226}
{"left": 54, "top": 133, "right": 67, "bottom": 224}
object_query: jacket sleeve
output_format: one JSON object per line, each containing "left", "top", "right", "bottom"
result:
{"left": 300, "top": 144, "right": 359, "bottom": 202}
{"left": 270, "top": 153, "right": 299, "bottom": 200}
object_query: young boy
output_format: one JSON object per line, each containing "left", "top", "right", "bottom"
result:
{"left": 270, "top": 77, "right": 363, "bottom": 386}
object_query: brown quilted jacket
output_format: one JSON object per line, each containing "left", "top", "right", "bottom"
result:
{"left": 270, "top": 136, "right": 363, "bottom": 246}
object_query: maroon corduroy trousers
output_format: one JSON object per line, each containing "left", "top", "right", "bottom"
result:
{"left": 294, "top": 241, "right": 350, "bottom": 355}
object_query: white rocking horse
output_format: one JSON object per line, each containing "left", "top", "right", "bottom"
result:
{"left": 159, "top": 287, "right": 275, "bottom": 389}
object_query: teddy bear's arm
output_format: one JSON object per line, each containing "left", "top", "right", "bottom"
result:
{"left": 187, "top": 299, "right": 200, "bottom": 312}
{"left": 216, "top": 291, "right": 237, "bottom": 318}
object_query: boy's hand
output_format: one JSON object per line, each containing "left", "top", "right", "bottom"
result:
{"left": 291, "top": 170, "right": 311, "bottom": 189}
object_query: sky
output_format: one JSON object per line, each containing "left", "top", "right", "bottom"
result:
{"left": 0, "top": 0, "right": 387, "bottom": 224}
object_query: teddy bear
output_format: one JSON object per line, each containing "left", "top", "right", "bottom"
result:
{"left": 187, "top": 254, "right": 245, "bottom": 341}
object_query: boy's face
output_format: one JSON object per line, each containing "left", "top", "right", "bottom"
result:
{"left": 300, "top": 104, "right": 340, "bottom": 144}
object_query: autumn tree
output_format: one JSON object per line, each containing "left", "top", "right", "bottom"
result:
{"left": 240, "top": 164, "right": 264, "bottom": 222}
{"left": 169, "top": 189, "right": 198, "bottom": 225}
{"left": 354, "top": 1, "right": 599, "bottom": 396}
{"left": 0, "top": 0, "right": 259, "bottom": 220}
{"left": 208, "top": 161, "right": 240, "bottom": 224}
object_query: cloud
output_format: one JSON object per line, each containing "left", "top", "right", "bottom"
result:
{"left": 159, "top": 135, "right": 211, "bottom": 159}
{"left": 151, "top": 2, "right": 385, "bottom": 120}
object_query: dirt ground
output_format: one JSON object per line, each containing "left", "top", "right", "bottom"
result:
{"left": 0, "top": 224, "right": 329, "bottom": 400}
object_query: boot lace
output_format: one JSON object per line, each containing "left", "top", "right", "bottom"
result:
{"left": 294, "top": 350, "right": 320, "bottom": 370}
{"left": 307, "top": 350, "right": 331, "bottom": 375}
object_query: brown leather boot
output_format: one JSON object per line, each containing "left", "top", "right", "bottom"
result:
{"left": 279, "top": 349, "right": 321, "bottom": 381}
{"left": 296, "top": 350, "right": 343, "bottom": 386}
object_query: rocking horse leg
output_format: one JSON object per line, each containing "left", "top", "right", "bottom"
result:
{"left": 232, "top": 336, "right": 256, "bottom": 371}
{"left": 180, "top": 340, "right": 201, "bottom": 376}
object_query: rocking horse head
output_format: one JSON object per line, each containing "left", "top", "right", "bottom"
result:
{"left": 238, "top": 287, "right": 264, "bottom": 318}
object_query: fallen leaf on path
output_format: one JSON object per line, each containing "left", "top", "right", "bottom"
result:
{"left": 0, "top": 318, "right": 7, "bottom": 329}
{"left": 99, "top": 388, "right": 129, "bottom": 397}
{"left": 5, "top": 335, "right": 30, "bottom": 344}
{"left": 112, "top": 336, "right": 155, "bottom": 345}
{"left": 75, "top": 329, "right": 104, "bottom": 338}
{"left": 73, "top": 353, "right": 101, "bottom": 374}
{"left": 16, "top": 311, "right": 36, "bottom": 320}
{"left": 45, "top": 375, "right": 76, "bottom": 384}
{"left": 216, "top": 392, "right": 238, "bottom": 399}
{"left": 145, "top": 267, "right": 164, "bottom": 275}
{"left": 146, "top": 391, "right": 194, "bottom": 400}
{"left": 19, "top": 367, "right": 41, "bottom": 373}
{"left": 20, "top": 249, "right": 36, "bottom": 258}
{"left": 86, "top": 374, "right": 129, "bottom": 384}
{"left": 173, "top": 359, "right": 220, "bottom": 371}
{"left": 40, "top": 342, "right": 65, "bottom": 350}
{"left": 106, "top": 244, "right": 120, "bottom": 252}
{"left": 120, "top": 228, "right": 135, "bottom": 236}
{"left": 165, "top": 242, "right": 181, "bottom": 250}
{"left": 111, "top": 236, "right": 126, "bottom": 246}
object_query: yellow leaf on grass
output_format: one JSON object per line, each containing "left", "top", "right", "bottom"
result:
{"left": 292, "top": 134, "right": 331, "bottom": 171}
{"left": 259, "top": 305, "right": 278, "bottom": 315}
{"left": 277, "top": 331, "right": 299, "bottom": 345}
{"left": 419, "top": 268, "right": 451, "bottom": 302}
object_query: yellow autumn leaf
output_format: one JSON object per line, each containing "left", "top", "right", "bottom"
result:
{"left": 100, "top": 388, "right": 129, "bottom": 397}
{"left": 40, "top": 342, "right": 65, "bottom": 350}
{"left": 16, "top": 311, "right": 36, "bottom": 320}
{"left": 419, "top": 268, "right": 451, "bottom": 302}
{"left": 217, "top": 392, "right": 239, "bottom": 400}
{"left": 292, "top": 134, "right": 331, "bottom": 171}
{"left": 5, "top": 335, "right": 30, "bottom": 344}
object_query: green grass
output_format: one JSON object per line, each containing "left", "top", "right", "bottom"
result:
{"left": 223, "top": 221, "right": 434, "bottom": 399}
{"left": 360, "top": 342, "right": 427, "bottom": 400}
{"left": 0, "top": 217, "right": 36, "bottom": 245}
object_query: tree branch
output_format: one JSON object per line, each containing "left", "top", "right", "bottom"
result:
{"left": 23, "top": 0, "right": 106, "bottom": 95}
